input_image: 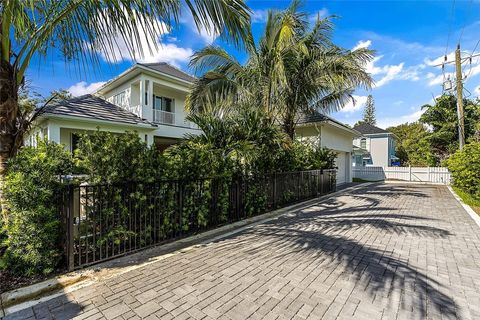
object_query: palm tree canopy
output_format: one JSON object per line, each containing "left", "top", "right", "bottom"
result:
{"left": 187, "top": 0, "right": 374, "bottom": 138}
{"left": 0, "top": 0, "right": 252, "bottom": 85}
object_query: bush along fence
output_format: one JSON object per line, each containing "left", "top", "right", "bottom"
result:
{"left": 62, "top": 169, "right": 336, "bottom": 270}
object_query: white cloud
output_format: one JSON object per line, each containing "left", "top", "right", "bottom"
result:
{"left": 377, "top": 109, "right": 425, "bottom": 128}
{"left": 475, "top": 85, "right": 480, "bottom": 96}
{"left": 364, "top": 54, "right": 423, "bottom": 87}
{"left": 93, "top": 10, "right": 193, "bottom": 66}
{"left": 352, "top": 40, "right": 372, "bottom": 51}
{"left": 424, "top": 51, "right": 456, "bottom": 67}
{"left": 179, "top": 10, "right": 218, "bottom": 44}
{"left": 309, "top": 8, "right": 330, "bottom": 23}
{"left": 68, "top": 81, "right": 106, "bottom": 96}
{"left": 252, "top": 9, "right": 269, "bottom": 23}
{"left": 339, "top": 95, "right": 369, "bottom": 113}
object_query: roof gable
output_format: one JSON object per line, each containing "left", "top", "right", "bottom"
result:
{"left": 41, "top": 94, "right": 155, "bottom": 127}
{"left": 297, "top": 111, "right": 357, "bottom": 134}
{"left": 138, "top": 62, "right": 196, "bottom": 83}
{"left": 353, "top": 123, "right": 389, "bottom": 135}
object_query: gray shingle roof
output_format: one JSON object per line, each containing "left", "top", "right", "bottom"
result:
{"left": 352, "top": 123, "right": 389, "bottom": 134}
{"left": 138, "top": 62, "right": 196, "bottom": 83}
{"left": 41, "top": 94, "right": 155, "bottom": 127}
{"left": 297, "top": 111, "right": 353, "bottom": 131}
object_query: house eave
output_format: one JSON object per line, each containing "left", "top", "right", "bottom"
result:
{"left": 39, "top": 114, "right": 157, "bottom": 129}
{"left": 94, "top": 64, "right": 193, "bottom": 95}
{"left": 298, "top": 120, "right": 361, "bottom": 136}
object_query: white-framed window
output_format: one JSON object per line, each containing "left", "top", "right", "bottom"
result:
{"left": 112, "top": 91, "right": 127, "bottom": 108}
{"left": 360, "top": 138, "right": 367, "bottom": 149}
{"left": 153, "top": 95, "right": 174, "bottom": 113}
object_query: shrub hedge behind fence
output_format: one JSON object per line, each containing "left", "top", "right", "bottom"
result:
{"left": 62, "top": 170, "right": 336, "bottom": 270}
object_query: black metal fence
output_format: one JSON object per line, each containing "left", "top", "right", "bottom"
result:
{"left": 62, "top": 169, "right": 336, "bottom": 270}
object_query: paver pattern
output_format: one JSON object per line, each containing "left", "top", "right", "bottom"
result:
{"left": 3, "top": 183, "right": 480, "bottom": 320}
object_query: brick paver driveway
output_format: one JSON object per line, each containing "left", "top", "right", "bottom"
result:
{"left": 4, "top": 183, "right": 480, "bottom": 320}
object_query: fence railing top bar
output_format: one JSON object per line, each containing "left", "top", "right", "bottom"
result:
{"left": 60, "top": 168, "right": 337, "bottom": 189}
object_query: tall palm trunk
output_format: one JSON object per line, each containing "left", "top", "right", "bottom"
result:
{"left": 283, "top": 118, "right": 295, "bottom": 140}
{"left": 0, "top": 60, "right": 18, "bottom": 215}
{"left": 0, "top": 60, "right": 18, "bottom": 173}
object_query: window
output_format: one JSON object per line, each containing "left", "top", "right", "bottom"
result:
{"left": 360, "top": 138, "right": 367, "bottom": 149}
{"left": 153, "top": 96, "right": 174, "bottom": 112}
{"left": 112, "top": 91, "right": 127, "bottom": 108}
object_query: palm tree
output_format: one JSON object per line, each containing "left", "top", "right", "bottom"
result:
{"left": 186, "top": 0, "right": 374, "bottom": 139}
{"left": 0, "top": 0, "right": 251, "bottom": 175}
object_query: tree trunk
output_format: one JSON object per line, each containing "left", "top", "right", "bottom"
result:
{"left": 0, "top": 60, "right": 19, "bottom": 216}
{"left": 283, "top": 119, "right": 295, "bottom": 140}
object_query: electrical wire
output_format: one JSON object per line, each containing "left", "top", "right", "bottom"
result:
{"left": 458, "top": 0, "right": 473, "bottom": 45}
{"left": 445, "top": 0, "right": 456, "bottom": 56}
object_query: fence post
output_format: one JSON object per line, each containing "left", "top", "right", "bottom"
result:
{"left": 409, "top": 166, "right": 412, "bottom": 181}
{"left": 273, "top": 173, "right": 277, "bottom": 208}
{"left": 427, "top": 167, "right": 431, "bottom": 183}
{"left": 66, "top": 185, "right": 75, "bottom": 271}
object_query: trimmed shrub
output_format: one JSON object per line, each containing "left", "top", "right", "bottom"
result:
{"left": 446, "top": 141, "right": 480, "bottom": 200}
{"left": 278, "top": 141, "right": 337, "bottom": 172}
{"left": 74, "top": 130, "right": 166, "bottom": 183}
{"left": 2, "top": 140, "right": 73, "bottom": 275}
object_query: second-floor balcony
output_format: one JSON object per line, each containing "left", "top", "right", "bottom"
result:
{"left": 153, "top": 110, "right": 175, "bottom": 125}
{"left": 153, "top": 109, "right": 199, "bottom": 129}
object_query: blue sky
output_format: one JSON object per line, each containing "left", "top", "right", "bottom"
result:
{"left": 26, "top": 0, "right": 480, "bottom": 128}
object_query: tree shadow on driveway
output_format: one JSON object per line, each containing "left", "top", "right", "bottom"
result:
{"left": 242, "top": 185, "right": 457, "bottom": 319}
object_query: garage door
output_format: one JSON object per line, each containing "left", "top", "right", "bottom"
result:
{"left": 335, "top": 152, "right": 347, "bottom": 185}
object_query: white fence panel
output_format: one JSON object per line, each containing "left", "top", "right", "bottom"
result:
{"left": 353, "top": 166, "right": 451, "bottom": 185}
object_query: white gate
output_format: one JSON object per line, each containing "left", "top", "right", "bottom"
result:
{"left": 353, "top": 166, "right": 451, "bottom": 185}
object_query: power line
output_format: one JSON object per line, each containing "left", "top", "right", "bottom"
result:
{"left": 458, "top": 0, "right": 473, "bottom": 45}
{"left": 445, "top": 0, "right": 456, "bottom": 56}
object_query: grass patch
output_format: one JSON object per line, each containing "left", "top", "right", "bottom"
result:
{"left": 452, "top": 186, "right": 480, "bottom": 215}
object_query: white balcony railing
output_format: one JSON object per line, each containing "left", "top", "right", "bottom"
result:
{"left": 153, "top": 110, "right": 175, "bottom": 125}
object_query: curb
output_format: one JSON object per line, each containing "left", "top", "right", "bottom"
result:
{"left": 384, "top": 180, "right": 450, "bottom": 186}
{"left": 0, "top": 183, "right": 367, "bottom": 316}
{"left": 447, "top": 186, "right": 480, "bottom": 228}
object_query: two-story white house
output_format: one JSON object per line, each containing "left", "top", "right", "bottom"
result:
{"left": 28, "top": 61, "right": 363, "bottom": 185}
{"left": 352, "top": 123, "right": 398, "bottom": 167}
{"left": 29, "top": 62, "right": 200, "bottom": 151}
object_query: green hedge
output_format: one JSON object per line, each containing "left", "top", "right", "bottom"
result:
{"left": 446, "top": 141, "right": 480, "bottom": 200}
{"left": 2, "top": 141, "right": 73, "bottom": 275}
{"left": 2, "top": 114, "right": 337, "bottom": 276}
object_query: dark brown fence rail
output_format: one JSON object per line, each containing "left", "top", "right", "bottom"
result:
{"left": 62, "top": 169, "right": 336, "bottom": 270}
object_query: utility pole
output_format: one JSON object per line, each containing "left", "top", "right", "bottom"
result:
{"left": 455, "top": 44, "right": 466, "bottom": 149}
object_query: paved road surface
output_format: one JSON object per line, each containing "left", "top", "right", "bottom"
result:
{"left": 4, "top": 184, "right": 480, "bottom": 320}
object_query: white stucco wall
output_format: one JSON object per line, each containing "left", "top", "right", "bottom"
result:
{"left": 296, "top": 122, "right": 355, "bottom": 184}
{"left": 296, "top": 124, "right": 355, "bottom": 153}
{"left": 369, "top": 137, "right": 389, "bottom": 167}
{"left": 98, "top": 72, "right": 197, "bottom": 140}
{"left": 32, "top": 118, "right": 156, "bottom": 151}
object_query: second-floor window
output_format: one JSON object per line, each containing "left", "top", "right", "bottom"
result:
{"left": 360, "top": 138, "right": 367, "bottom": 149}
{"left": 112, "top": 91, "right": 127, "bottom": 108}
{"left": 153, "top": 96, "right": 174, "bottom": 112}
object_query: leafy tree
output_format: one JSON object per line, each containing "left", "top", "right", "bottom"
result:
{"left": 387, "top": 122, "right": 436, "bottom": 166}
{"left": 420, "top": 95, "right": 480, "bottom": 161}
{"left": 186, "top": 0, "right": 373, "bottom": 139}
{"left": 362, "top": 95, "right": 376, "bottom": 125}
{"left": 446, "top": 141, "right": 480, "bottom": 200}
{"left": 2, "top": 140, "right": 73, "bottom": 275}
{"left": 45, "top": 89, "right": 73, "bottom": 105}
{"left": 0, "top": 0, "right": 251, "bottom": 177}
